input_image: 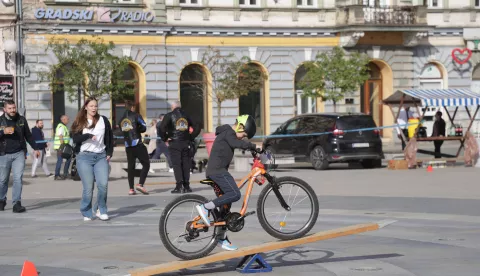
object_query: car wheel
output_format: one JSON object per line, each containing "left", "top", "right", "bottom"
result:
{"left": 361, "top": 159, "right": 382, "bottom": 169}
{"left": 310, "top": 146, "right": 329, "bottom": 170}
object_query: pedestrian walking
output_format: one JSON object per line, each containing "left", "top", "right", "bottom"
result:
{"left": 146, "top": 119, "right": 157, "bottom": 174}
{"left": 71, "top": 97, "right": 114, "bottom": 221}
{"left": 54, "top": 115, "right": 72, "bottom": 180}
{"left": 159, "top": 101, "right": 199, "bottom": 193}
{"left": 120, "top": 100, "right": 150, "bottom": 195}
{"left": 31, "top": 119, "right": 52, "bottom": 178}
{"left": 396, "top": 107, "right": 413, "bottom": 150}
{"left": 432, "top": 111, "right": 446, "bottom": 159}
{"left": 152, "top": 114, "right": 173, "bottom": 173}
{"left": 0, "top": 100, "right": 40, "bottom": 213}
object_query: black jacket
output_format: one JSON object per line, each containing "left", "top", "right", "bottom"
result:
{"left": 0, "top": 113, "right": 38, "bottom": 155}
{"left": 119, "top": 110, "right": 147, "bottom": 147}
{"left": 31, "top": 127, "right": 47, "bottom": 150}
{"left": 159, "top": 108, "right": 200, "bottom": 143}
{"left": 206, "top": 125, "right": 256, "bottom": 176}
{"left": 71, "top": 116, "right": 114, "bottom": 157}
{"left": 432, "top": 118, "right": 446, "bottom": 137}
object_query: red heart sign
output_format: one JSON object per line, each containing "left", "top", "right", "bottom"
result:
{"left": 452, "top": 48, "right": 472, "bottom": 65}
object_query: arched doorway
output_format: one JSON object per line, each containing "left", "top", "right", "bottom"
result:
{"left": 239, "top": 63, "right": 266, "bottom": 136}
{"left": 179, "top": 64, "right": 208, "bottom": 131}
{"left": 112, "top": 64, "right": 139, "bottom": 130}
{"left": 294, "top": 65, "right": 316, "bottom": 115}
{"left": 52, "top": 63, "right": 84, "bottom": 130}
{"left": 361, "top": 62, "right": 383, "bottom": 128}
{"left": 419, "top": 62, "right": 445, "bottom": 133}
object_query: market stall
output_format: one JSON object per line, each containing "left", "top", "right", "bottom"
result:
{"left": 383, "top": 88, "right": 480, "bottom": 167}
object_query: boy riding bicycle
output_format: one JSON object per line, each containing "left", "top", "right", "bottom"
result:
{"left": 196, "top": 115, "right": 261, "bottom": 251}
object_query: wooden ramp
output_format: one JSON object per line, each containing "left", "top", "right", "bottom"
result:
{"left": 128, "top": 220, "right": 396, "bottom": 276}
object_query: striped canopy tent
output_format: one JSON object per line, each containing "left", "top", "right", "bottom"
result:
{"left": 383, "top": 88, "right": 480, "bottom": 160}
{"left": 383, "top": 88, "right": 480, "bottom": 107}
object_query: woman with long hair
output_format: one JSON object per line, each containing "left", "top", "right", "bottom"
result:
{"left": 71, "top": 97, "right": 114, "bottom": 221}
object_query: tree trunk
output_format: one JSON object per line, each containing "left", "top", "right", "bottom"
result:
{"left": 333, "top": 101, "right": 337, "bottom": 112}
{"left": 216, "top": 100, "right": 222, "bottom": 128}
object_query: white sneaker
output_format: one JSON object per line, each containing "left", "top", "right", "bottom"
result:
{"left": 168, "top": 168, "right": 174, "bottom": 173}
{"left": 149, "top": 169, "right": 155, "bottom": 174}
{"left": 96, "top": 209, "right": 100, "bottom": 217}
{"left": 83, "top": 217, "right": 92, "bottom": 221}
{"left": 96, "top": 212, "right": 109, "bottom": 221}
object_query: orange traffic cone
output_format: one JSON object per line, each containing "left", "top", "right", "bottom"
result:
{"left": 20, "top": 260, "right": 38, "bottom": 276}
{"left": 427, "top": 165, "right": 433, "bottom": 172}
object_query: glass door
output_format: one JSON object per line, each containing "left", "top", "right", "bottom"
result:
{"left": 296, "top": 91, "right": 316, "bottom": 115}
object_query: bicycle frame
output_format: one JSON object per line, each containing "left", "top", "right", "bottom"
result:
{"left": 192, "top": 155, "right": 281, "bottom": 229}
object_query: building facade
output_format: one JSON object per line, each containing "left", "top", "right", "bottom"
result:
{"left": 0, "top": 0, "right": 16, "bottom": 111}
{"left": 18, "top": 0, "right": 480, "bottom": 142}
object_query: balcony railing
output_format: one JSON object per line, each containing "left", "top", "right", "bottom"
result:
{"left": 363, "top": 5, "right": 416, "bottom": 25}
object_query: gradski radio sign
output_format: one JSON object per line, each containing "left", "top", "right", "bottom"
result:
{"left": 34, "top": 7, "right": 155, "bottom": 23}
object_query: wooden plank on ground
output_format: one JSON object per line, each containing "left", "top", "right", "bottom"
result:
{"left": 128, "top": 220, "right": 396, "bottom": 276}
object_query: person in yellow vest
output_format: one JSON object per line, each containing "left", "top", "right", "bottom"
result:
{"left": 54, "top": 115, "right": 71, "bottom": 180}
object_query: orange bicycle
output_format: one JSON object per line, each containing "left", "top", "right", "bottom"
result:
{"left": 159, "top": 149, "right": 319, "bottom": 260}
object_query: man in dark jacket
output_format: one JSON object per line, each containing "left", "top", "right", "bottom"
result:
{"left": 0, "top": 100, "right": 40, "bottom": 213}
{"left": 31, "top": 119, "right": 52, "bottom": 178}
{"left": 159, "top": 101, "right": 199, "bottom": 193}
{"left": 120, "top": 100, "right": 150, "bottom": 195}
{"left": 152, "top": 114, "right": 173, "bottom": 172}
{"left": 432, "top": 111, "right": 446, "bottom": 159}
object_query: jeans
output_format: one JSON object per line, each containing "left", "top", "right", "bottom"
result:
{"left": 0, "top": 151, "right": 26, "bottom": 204}
{"left": 55, "top": 150, "right": 71, "bottom": 177}
{"left": 126, "top": 144, "right": 150, "bottom": 189}
{"left": 32, "top": 149, "right": 50, "bottom": 176}
{"left": 169, "top": 141, "right": 191, "bottom": 189}
{"left": 208, "top": 172, "right": 241, "bottom": 208}
{"left": 76, "top": 151, "right": 109, "bottom": 218}
{"left": 152, "top": 141, "right": 173, "bottom": 168}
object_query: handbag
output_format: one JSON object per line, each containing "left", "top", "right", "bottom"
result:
{"left": 59, "top": 143, "right": 74, "bottom": 159}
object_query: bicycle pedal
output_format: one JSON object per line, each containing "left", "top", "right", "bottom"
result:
{"left": 241, "top": 211, "right": 255, "bottom": 219}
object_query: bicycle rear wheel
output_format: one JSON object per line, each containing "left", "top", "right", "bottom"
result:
{"left": 159, "top": 194, "right": 221, "bottom": 260}
{"left": 257, "top": 176, "right": 319, "bottom": 240}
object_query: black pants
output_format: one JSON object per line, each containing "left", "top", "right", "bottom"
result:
{"left": 209, "top": 172, "right": 241, "bottom": 207}
{"left": 126, "top": 144, "right": 150, "bottom": 189}
{"left": 434, "top": 141, "right": 443, "bottom": 159}
{"left": 401, "top": 129, "right": 409, "bottom": 150}
{"left": 169, "top": 141, "right": 191, "bottom": 189}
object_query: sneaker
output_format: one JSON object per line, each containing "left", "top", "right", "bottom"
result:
{"left": 195, "top": 204, "right": 210, "bottom": 225}
{"left": 83, "top": 217, "right": 92, "bottom": 221}
{"left": 149, "top": 169, "right": 155, "bottom": 174}
{"left": 96, "top": 212, "right": 109, "bottom": 221}
{"left": 168, "top": 168, "right": 174, "bottom": 173}
{"left": 128, "top": 189, "right": 136, "bottom": 195}
{"left": 217, "top": 239, "right": 238, "bottom": 251}
{"left": 171, "top": 188, "right": 183, "bottom": 194}
{"left": 54, "top": 175, "right": 65, "bottom": 180}
{"left": 12, "top": 202, "right": 26, "bottom": 213}
{"left": 47, "top": 173, "right": 54, "bottom": 178}
{"left": 31, "top": 175, "right": 37, "bottom": 178}
{"left": 96, "top": 209, "right": 101, "bottom": 217}
{"left": 183, "top": 187, "right": 193, "bottom": 193}
{"left": 135, "top": 185, "right": 149, "bottom": 195}
{"left": 0, "top": 200, "right": 5, "bottom": 211}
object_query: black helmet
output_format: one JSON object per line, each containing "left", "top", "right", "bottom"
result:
{"left": 235, "top": 115, "right": 256, "bottom": 139}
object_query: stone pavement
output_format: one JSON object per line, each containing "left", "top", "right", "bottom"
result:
{"left": 1, "top": 165, "right": 480, "bottom": 276}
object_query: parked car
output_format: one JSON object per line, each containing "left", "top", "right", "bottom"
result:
{"left": 263, "top": 113, "right": 384, "bottom": 170}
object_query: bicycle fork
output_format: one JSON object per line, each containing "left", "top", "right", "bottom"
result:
{"left": 265, "top": 174, "right": 291, "bottom": 211}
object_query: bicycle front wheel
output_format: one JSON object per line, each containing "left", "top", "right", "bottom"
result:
{"left": 159, "top": 194, "right": 220, "bottom": 260}
{"left": 257, "top": 176, "right": 319, "bottom": 240}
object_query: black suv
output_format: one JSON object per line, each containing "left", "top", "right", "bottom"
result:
{"left": 263, "top": 113, "right": 384, "bottom": 170}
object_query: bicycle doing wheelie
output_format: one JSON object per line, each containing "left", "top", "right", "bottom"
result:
{"left": 159, "top": 149, "right": 319, "bottom": 260}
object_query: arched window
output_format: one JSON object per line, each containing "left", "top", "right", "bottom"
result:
{"left": 112, "top": 64, "right": 139, "bottom": 130}
{"left": 179, "top": 64, "right": 207, "bottom": 130}
{"left": 419, "top": 63, "right": 443, "bottom": 89}
{"left": 239, "top": 63, "right": 266, "bottom": 136}
{"left": 472, "top": 64, "right": 480, "bottom": 93}
{"left": 294, "top": 65, "right": 316, "bottom": 115}
{"left": 52, "top": 63, "right": 83, "bottom": 129}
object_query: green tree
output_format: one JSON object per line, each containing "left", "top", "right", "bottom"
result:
{"left": 298, "top": 46, "right": 370, "bottom": 112}
{"left": 40, "top": 36, "right": 134, "bottom": 103}
{"left": 183, "top": 46, "right": 266, "bottom": 127}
